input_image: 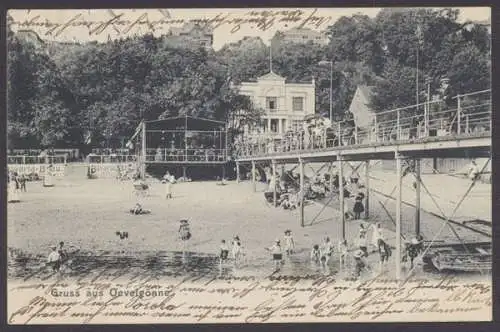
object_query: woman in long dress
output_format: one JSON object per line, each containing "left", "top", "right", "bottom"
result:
{"left": 371, "top": 223, "right": 384, "bottom": 249}
{"left": 163, "top": 172, "right": 173, "bottom": 199}
{"left": 8, "top": 172, "right": 20, "bottom": 203}
{"left": 44, "top": 165, "right": 54, "bottom": 187}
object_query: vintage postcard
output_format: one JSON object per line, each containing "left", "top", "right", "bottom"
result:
{"left": 6, "top": 7, "right": 492, "bottom": 324}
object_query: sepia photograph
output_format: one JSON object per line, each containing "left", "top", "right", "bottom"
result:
{"left": 5, "top": 7, "right": 492, "bottom": 324}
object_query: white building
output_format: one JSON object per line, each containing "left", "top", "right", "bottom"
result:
{"left": 236, "top": 71, "right": 315, "bottom": 139}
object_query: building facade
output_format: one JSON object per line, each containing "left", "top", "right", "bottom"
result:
{"left": 164, "top": 22, "right": 214, "bottom": 50}
{"left": 348, "top": 85, "right": 375, "bottom": 130}
{"left": 237, "top": 71, "right": 315, "bottom": 139}
{"left": 272, "top": 28, "right": 329, "bottom": 46}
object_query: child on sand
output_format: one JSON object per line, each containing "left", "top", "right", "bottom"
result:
{"left": 267, "top": 239, "right": 283, "bottom": 270}
{"left": 320, "top": 237, "right": 334, "bottom": 266}
{"left": 47, "top": 245, "right": 61, "bottom": 271}
{"left": 231, "top": 236, "right": 243, "bottom": 264}
{"left": 310, "top": 244, "right": 321, "bottom": 263}
{"left": 219, "top": 240, "right": 229, "bottom": 266}
{"left": 377, "top": 238, "right": 392, "bottom": 272}
{"left": 338, "top": 240, "right": 348, "bottom": 268}
{"left": 283, "top": 230, "right": 295, "bottom": 255}
{"left": 178, "top": 220, "right": 191, "bottom": 252}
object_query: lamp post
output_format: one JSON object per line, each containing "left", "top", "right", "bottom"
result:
{"left": 318, "top": 60, "right": 333, "bottom": 124}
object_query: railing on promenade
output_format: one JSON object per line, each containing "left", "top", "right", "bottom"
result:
{"left": 235, "top": 89, "right": 491, "bottom": 158}
{"left": 145, "top": 148, "right": 228, "bottom": 162}
{"left": 7, "top": 155, "right": 68, "bottom": 165}
{"left": 87, "top": 155, "right": 138, "bottom": 163}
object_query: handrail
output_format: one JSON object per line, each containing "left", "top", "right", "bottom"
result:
{"left": 235, "top": 90, "right": 491, "bottom": 158}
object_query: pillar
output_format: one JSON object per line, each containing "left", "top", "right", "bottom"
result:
{"left": 338, "top": 155, "right": 345, "bottom": 241}
{"left": 395, "top": 153, "right": 403, "bottom": 280}
{"left": 364, "top": 160, "right": 370, "bottom": 219}
{"left": 182, "top": 166, "right": 187, "bottom": 179}
{"left": 329, "top": 162, "right": 334, "bottom": 194}
{"left": 267, "top": 118, "right": 271, "bottom": 133}
{"left": 272, "top": 160, "right": 277, "bottom": 207}
{"left": 141, "top": 121, "right": 146, "bottom": 179}
{"left": 252, "top": 161, "right": 256, "bottom": 192}
{"left": 222, "top": 165, "right": 226, "bottom": 181}
{"left": 299, "top": 158, "right": 305, "bottom": 227}
{"left": 236, "top": 162, "right": 240, "bottom": 183}
{"left": 415, "top": 158, "right": 421, "bottom": 236}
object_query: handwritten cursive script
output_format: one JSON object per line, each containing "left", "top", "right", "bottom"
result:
{"left": 8, "top": 9, "right": 332, "bottom": 38}
{"left": 8, "top": 270, "right": 492, "bottom": 324}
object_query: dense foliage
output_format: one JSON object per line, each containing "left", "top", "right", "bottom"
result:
{"left": 7, "top": 8, "right": 490, "bottom": 149}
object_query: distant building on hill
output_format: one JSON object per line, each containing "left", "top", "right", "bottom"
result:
{"left": 272, "top": 28, "right": 329, "bottom": 46}
{"left": 163, "top": 22, "right": 214, "bottom": 50}
{"left": 348, "top": 85, "right": 375, "bottom": 130}
{"left": 235, "top": 71, "right": 316, "bottom": 140}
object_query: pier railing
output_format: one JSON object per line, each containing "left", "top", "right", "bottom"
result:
{"left": 235, "top": 89, "right": 491, "bottom": 157}
{"left": 145, "top": 148, "right": 228, "bottom": 162}
{"left": 7, "top": 155, "right": 68, "bottom": 165}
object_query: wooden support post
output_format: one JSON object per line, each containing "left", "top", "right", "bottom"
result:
{"left": 236, "top": 162, "right": 240, "bottom": 183}
{"left": 329, "top": 162, "right": 334, "bottom": 194}
{"left": 338, "top": 155, "right": 345, "bottom": 241}
{"left": 252, "top": 161, "right": 256, "bottom": 192}
{"left": 182, "top": 166, "right": 187, "bottom": 179}
{"left": 364, "top": 160, "right": 370, "bottom": 219}
{"left": 395, "top": 152, "right": 403, "bottom": 280}
{"left": 415, "top": 158, "right": 421, "bottom": 236}
{"left": 299, "top": 158, "right": 305, "bottom": 227}
{"left": 141, "top": 121, "right": 146, "bottom": 180}
{"left": 222, "top": 165, "right": 226, "bottom": 181}
{"left": 272, "top": 160, "right": 277, "bottom": 207}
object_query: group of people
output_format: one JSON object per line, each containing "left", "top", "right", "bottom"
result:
{"left": 7, "top": 171, "right": 28, "bottom": 203}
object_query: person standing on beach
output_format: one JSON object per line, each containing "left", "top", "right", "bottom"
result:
{"left": 310, "top": 244, "right": 321, "bottom": 264}
{"left": 283, "top": 230, "right": 295, "bottom": 255}
{"left": 219, "top": 240, "right": 229, "bottom": 269}
{"left": 163, "top": 171, "right": 173, "bottom": 199}
{"left": 178, "top": 220, "right": 191, "bottom": 252}
{"left": 320, "top": 237, "right": 334, "bottom": 267}
{"left": 338, "top": 240, "right": 348, "bottom": 269}
{"left": 370, "top": 223, "right": 384, "bottom": 250}
{"left": 267, "top": 239, "right": 283, "bottom": 271}
{"left": 231, "top": 236, "right": 243, "bottom": 265}
{"left": 47, "top": 245, "right": 61, "bottom": 271}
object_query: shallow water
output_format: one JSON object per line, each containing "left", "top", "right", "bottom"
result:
{"left": 8, "top": 247, "right": 488, "bottom": 282}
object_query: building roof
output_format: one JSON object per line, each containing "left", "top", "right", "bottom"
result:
{"left": 257, "top": 71, "right": 286, "bottom": 82}
{"left": 146, "top": 115, "right": 225, "bottom": 131}
{"left": 357, "top": 85, "right": 375, "bottom": 99}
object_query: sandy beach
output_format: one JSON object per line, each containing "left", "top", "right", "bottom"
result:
{"left": 7, "top": 166, "right": 491, "bottom": 278}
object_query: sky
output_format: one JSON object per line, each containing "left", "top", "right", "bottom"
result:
{"left": 8, "top": 7, "right": 491, "bottom": 50}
